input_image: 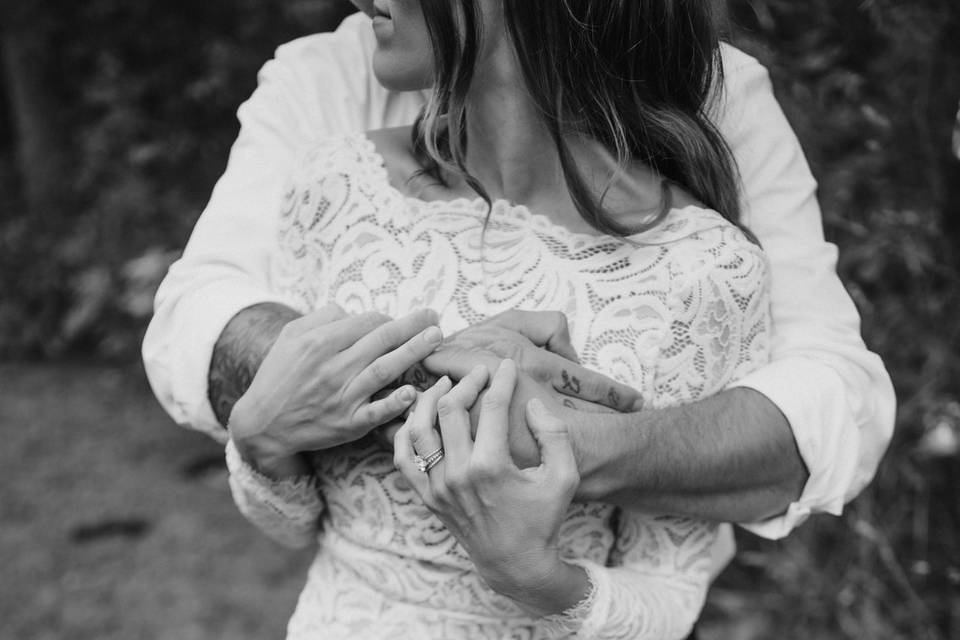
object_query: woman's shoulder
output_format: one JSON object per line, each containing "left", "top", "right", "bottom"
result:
{"left": 633, "top": 206, "right": 758, "bottom": 252}
{"left": 641, "top": 206, "right": 769, "bottom": 289}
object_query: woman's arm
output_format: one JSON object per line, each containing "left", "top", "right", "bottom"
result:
{"left": 225, "top": 439, "right": 325, "bottom": 549}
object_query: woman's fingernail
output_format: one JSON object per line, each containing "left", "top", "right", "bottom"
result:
{"left": 400, "top": 387, "right": 415, "bottom": 402}
{"left": 423, "top": 326, "right": 442, "bottom": 344}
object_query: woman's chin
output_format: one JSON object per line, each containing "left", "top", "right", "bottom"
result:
{"left": 372, "top": 57, "right": 432, "bottom": 93}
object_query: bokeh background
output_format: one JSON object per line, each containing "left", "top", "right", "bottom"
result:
{"left": 1, "top": 1, "right": 958, "bottom": 638}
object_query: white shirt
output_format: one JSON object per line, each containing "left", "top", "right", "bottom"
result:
{"left": 142, "top": 12, "right": 895, "bottom": 540}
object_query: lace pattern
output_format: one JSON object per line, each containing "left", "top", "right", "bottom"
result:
{"left": 225, "top": 439, "right": 324, "bottom": 549}
{"left": 228, "top": 133, "right": 771, "bottom": 639}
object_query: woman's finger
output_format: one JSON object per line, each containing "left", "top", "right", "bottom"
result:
{"left": 472, "top": 359, "right": 518, "bottom": 464}
{"left": 437, "top": 365, "right": 489, "bottom": 467}
{"left": 393, "top": 424, "right": 434, "bottom": 504}
{"left": 525, "top": 399, "right": 579, "bottom": 486}
{"left": 408, "top": 377, "right": 451, "bottom": 462}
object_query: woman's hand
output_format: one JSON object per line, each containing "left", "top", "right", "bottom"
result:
{"left": 394, "top": 361, "right": 589, "bottom": 617}
{"left": 229, "top": 304, "right": 442, "bottom": 478}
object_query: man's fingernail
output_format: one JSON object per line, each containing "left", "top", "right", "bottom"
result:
{"left": 400, "top": 387, "right": 416, "bottom": 402}
{"left": 423, "top": 326, "right": 442, "bottom": 344}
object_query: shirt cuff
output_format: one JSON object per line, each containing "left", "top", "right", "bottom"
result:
{"left": 146, "top": 283, "right": 295, "bottom": 443}
{"left": 728, "top": 357, "right": 861, "bottom": 539}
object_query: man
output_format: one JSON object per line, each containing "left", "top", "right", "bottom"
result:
{"left": 143, "top": 4, "right": 893, "bottom": 565}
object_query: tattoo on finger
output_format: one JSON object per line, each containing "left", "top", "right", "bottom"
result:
{"left": 607, "top": 387, "right": 621, "bottom": 409}
{"left": 560, "top": 370, "right": 581, "bottom": 394}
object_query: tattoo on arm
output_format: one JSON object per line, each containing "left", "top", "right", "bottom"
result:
{"left": 208, "top": 303, "right": 301, "bottom": 427}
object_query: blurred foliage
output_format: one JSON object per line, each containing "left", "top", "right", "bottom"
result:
{"left": 715, "top": 1, "right": 960, "bottom": 639}
{"left": 0, "top": 0, "right": 958, "bottom": 638}
{"left": 0, "top": 0, "right": 354, "bottom": 357}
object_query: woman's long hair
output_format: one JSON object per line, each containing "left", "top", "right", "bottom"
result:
{"left": 412, "top": 0, "right": 744, "bottom": 237}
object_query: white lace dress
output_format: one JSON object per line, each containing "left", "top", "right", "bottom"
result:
{"left": 226, "top": 133, "right": 771, "bottom": 639}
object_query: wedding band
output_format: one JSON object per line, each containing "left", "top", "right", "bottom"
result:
{"left": 414, "top": 447, "right": 444, "bottom": 473}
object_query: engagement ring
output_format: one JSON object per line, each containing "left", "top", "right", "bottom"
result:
{"left": 414, "top": 447, "right": 444, "bottom": 473}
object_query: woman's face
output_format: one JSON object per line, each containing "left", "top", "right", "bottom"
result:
{"left": 369, "top": 0, "right": 436, "bottom": 91}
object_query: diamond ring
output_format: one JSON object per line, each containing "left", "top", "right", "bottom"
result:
{"left": 413, "top": 447, "right": 444, "bottom": 473}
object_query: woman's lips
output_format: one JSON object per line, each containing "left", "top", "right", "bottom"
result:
{"left": 372, "top": 0, "right": 391, "bottom": 18}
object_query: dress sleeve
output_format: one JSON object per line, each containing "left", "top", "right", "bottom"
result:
{"left": 548, "top": 233, "right": 772, "bottom": 639}
{"left": 717, "top": 46, "right": 895, "bottom": 537}
{"left": 225, "top": 440, "right": 325, "bottom": 549}
{"left": 142, "top": 15, "right": 425, "bottom": 441}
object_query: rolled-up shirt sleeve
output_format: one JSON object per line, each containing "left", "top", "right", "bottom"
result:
{"left": 142, "top": 14, "right": 424, "bottom": 439}
{"left": 717, "top": 46, "right": 896, "bottom": 538}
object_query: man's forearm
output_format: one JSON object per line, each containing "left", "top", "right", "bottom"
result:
{"left": 570, "top": 387, "right": 809, "bottom": 523}
{"left": 208, "top": 303, "right": 302, "bottom": 426}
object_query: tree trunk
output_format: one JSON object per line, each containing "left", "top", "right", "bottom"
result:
{"left": 0, "top": 25, "right": 68, "bottom": 221}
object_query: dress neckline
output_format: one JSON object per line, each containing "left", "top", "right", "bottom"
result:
{"left": 349, "top": 132, "right": 731, "bottom": 249}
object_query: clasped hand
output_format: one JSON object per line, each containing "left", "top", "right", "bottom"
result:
{"left": 229, "top": 306, "right": 641, "bottom": 479}
{"left": 394, "top": 361, "right": 588, "bottom": 615}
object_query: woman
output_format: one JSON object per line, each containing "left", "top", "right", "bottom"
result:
{"left": 226, "top": 1, "right": 770, "bottom": 638}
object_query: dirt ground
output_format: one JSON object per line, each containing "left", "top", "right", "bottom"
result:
{"left": 0, "top": 363, "right": 313, "bottom": 640}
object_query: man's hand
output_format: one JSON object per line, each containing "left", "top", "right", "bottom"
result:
{"left": 411, "top": 347, "right": 614, "bottom": 468}
{"left": 229, "top": 304, "right": 442, "bottom": 478}
{"left": 426, "top": 310, "right": 643, "bottom": 413}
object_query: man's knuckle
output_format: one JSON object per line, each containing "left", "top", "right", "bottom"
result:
{"left": 369, "top": 359, "right": 392, "bottom": 385}
{"left": 358, "top": 403, "right": 381, "bottom": 426}
{"left": 469, "top": 458, "right": 499, "bottom": 480}
{"left": 445, "top": 470, "right": 470, "bottom": 492}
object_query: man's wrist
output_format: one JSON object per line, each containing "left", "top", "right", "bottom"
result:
{"left": 562, "top": 407, "right": 645, "bottom": 502}
{"left": 230, "top": 410, "right": 311, "bottom": 481}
